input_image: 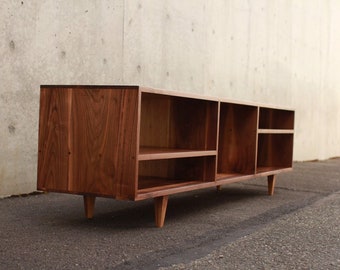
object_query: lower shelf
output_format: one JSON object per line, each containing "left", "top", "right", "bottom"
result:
{"left": 137, "top": 177, "right": 215, "bottom": 200}
{"left": 138, "top": 176, "right": 201, "bottom": 192}
{"left": 256, "top": 166, "right": 292, "bottom": 174}
{"left": 137, "top": 167, "right": 292, "bottom": 199}
{"left": 216, "top": 172, "right": 245, "bottom": 180}
{"left": 216, "top": 172, "right": 255, "bottom": 185}
{"left": 137, "top": 156, "right": 216, "bottom": 199}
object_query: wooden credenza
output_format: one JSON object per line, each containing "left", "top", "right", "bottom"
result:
{"left": 37, "top": 85, "right": 294, "bottom": 227}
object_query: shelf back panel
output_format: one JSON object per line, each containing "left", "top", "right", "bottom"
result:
{"left": 259, "top": 108, "right": 294, "bottom": 129}
{"left": 257, "top": 134, "right": 294, "bottom": 169}
{"left": 140, "top": 93, "right": 218, "bottom": 151}
{"left": 218, "top": 103, "right": 258, "bottom": 174}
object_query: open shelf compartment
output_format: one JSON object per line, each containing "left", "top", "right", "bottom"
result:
{"left": 259, "top": 107, "right": 294, "bottom": 130}
{"left": 139, "top": 92, "right": 218, "bottom": 160}
{"left": 217, "top": 103, "right": 258, "bottom": 180}
{"left": 138, "top": 156, "right": 216, "bottom": 194}
{"left": 256, "top": 133, "right": 294, "bottom": 173}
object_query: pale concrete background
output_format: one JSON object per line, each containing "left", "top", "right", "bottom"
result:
{"left": 1, "top": 0, "right": 340, "bottom": 197}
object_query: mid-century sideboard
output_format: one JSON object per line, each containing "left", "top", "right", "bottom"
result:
{"left": 37, "top": 85, "right": 294, "bottom": 227}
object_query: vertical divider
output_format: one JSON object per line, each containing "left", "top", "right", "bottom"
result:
{"left": 67, "top": 88, "right": 73, "bottom": 191}
{"left": 135, "top": 88, "right": 142, "bottom": 197}
{"left": 215, "top": 101, "right": 221, "bottom": 182}
{"left": 254, "top": 106, "right": 260, "bottom": 173}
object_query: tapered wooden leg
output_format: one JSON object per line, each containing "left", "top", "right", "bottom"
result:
{"left": 216, "top": 185, "right": 222, "bottom": 192}
{"left": 267, "top": 175, "right": 276, "bottom": 196}
{"left": 83, "top": 195, "right": 96, "bottom": 219}
{"left": 154, "top": 196, "right": 168, "bottom": 228}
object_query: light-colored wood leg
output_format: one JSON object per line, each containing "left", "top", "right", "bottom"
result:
{"left": 154, "top": 196, "right": 168, "bottom": 228}
{"left": 83, "top": 195, "right": 96, "bottom": 219}
{"left": 216, "top": 185, "right": 222, "bottom": 192}
{"left": 267, "top": 175, "right": 276, "bottom": 196}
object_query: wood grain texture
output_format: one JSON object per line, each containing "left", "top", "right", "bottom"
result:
{"left": 69, "top": 87, "right": 139, "bottom": 199}
{"left": 138, "top": 156, "right": 216, "bottom": 192}
{"left": 113, "top": 88, "right": 140, "bottom": 199}
{"left": 218, "top": 103, "right": 257, "bottom": 174}
{"left": 140, "top": 93, "right": 218, "bottom": 151}
{"left": 38, "top": 85, "right": 295, "bottom": 214}
{"left": 257, "top": 134, "right": 294, "bottom": 171}
{"left": 267, "top": 175, "right": 276, "bottom": 196}
{"left": 38, "top": 86, "right": 139, "bottom": 199}
{"left": 259, "top": 108, "right": 294, "bottom": 129}
{"left": 171, "top": 97, "right": 218, "bottom": 150}
{"left": 140, "top": 93, "right": 171, "bottom": 149}
{"left": 138, "top": 147, "right": 216, "bottom": 161}
{"left": 37, "top": 87, "right": 71, "bottom": 191}
{"left": 154, "top": 196, "right": 168, "bottom": 228}
{"left": 83, "top": 195, "right": 96, "bottom": 219}
{"left": 138, "top": 178, "right": 200, "bottom": 193}
{"left": 69, "top": 88, "right": 117, "bottom": 196}
{"left": 136, "top": 181, "right": 216, "bottom": 200}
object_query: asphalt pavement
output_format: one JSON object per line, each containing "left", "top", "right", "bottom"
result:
{"left": 1, "top": 158, "right": 339, "bottom": 269}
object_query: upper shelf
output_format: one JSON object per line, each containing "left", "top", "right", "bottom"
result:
{"left": 139, "top": 92, "right": 219, "bottom": 152}
{"left": 259, "top": 107, "right": 294, "bottom": 129}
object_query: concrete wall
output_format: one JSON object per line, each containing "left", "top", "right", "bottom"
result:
{"left": 1, "top": 0, "right": 340, "bottom": 197}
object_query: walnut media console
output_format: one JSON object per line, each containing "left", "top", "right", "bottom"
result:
{"left": 37, "top": 85, "right": 294, "bottom": 227}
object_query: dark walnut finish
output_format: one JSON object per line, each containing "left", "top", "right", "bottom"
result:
{"left": 38, "top": 85, "right": 294, "bottom": 228}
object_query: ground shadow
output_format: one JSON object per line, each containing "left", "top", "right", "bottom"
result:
{"left": 46, "top": 185, "right": 268, "bottom": 230}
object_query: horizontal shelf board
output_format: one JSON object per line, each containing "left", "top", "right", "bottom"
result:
{"left": 139, "top": 180, "right": 200, "bottom": 193}
{"left": 258, "top": 129, "right": 294, "bottom": 134}
{"left": 256, "top": 166, "right": 293, "bottom": 175}
{"left": 216, "top": 172, "right": 245, "bottom": 180}
{"left": 136, "top": 177, "right": 215, "bottom": 200}
{"left": 138, "top": 147, "right": 217, "bottom": 160}
{"left": 216, "top": 173, "right": 255, "bottom": 184}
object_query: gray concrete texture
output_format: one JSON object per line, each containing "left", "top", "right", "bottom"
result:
{"left": 0, "top": 159, "right": 339, "bottom": 269}
{"left": 1, "top": 1, "right": 340, "bottom": 195}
